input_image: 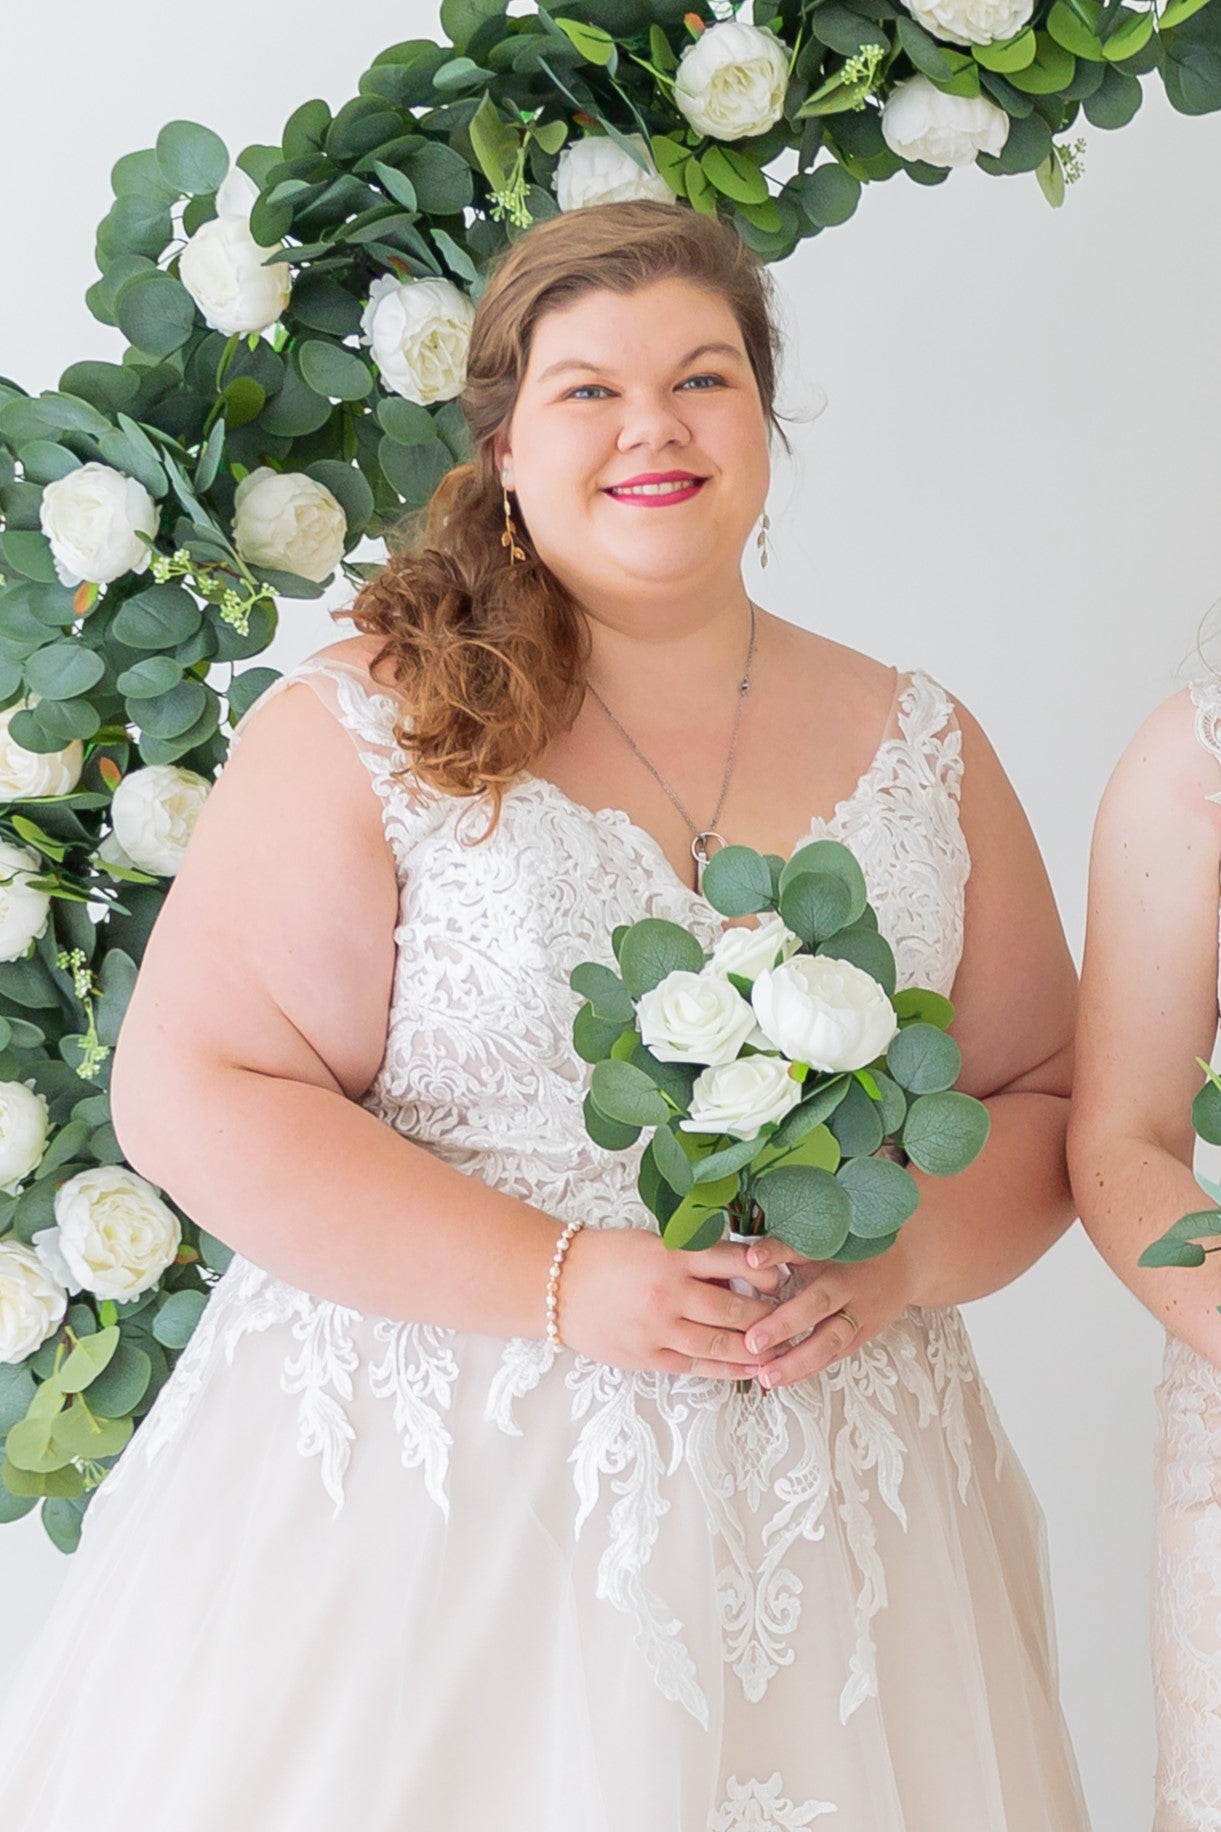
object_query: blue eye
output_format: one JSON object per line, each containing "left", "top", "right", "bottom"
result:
{"left": 565, "top": 374, "right": 725, "bottom": 400}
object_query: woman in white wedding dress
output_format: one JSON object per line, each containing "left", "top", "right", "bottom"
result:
{"left": 0, "top": 200, "right": 1089, "bottom": 1829}
{"left": 1071, "top": 678, "right": 1221, "bottom": 1831}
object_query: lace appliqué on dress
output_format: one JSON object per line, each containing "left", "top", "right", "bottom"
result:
{"left": 708, "top": 1773, "right": 838, "bottom": 1828}
{"left": 98, "top": 656, "right": 1004, "bottom": 1735}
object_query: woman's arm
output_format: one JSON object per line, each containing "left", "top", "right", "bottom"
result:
{"left": 735, "top": 696, "right": 1080, "bottom": 1384}
{"left": 1067, "top": 688, "right": 1221, "bottom": 1365}
{"left": 110, "top": 651, "right": 782, "bottom": 1378}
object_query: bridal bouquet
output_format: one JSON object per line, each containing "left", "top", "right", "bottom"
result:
{"left": 1140, "top": 1059, "right": 1221, "bottom": 1300}
{"left": 571, "top": 839, "right": 990, "bottom": 1261}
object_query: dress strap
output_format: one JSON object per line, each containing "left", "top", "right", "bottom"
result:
{"left": 1189, "top": 676, "right": 1221, "bottom": 805}
{"left": 892, "top": 669, "right": 965, "bottom": 805}
{"left": 227, "top": 652, "right": 432, "bottom": 874}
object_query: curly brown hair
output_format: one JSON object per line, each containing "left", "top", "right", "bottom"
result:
{"left": 343, "top": 197, "right": 794, "bottom": 841}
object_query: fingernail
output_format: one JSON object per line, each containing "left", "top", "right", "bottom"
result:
{"left": 747, "top": 1250, "right": 763, "bottom": 1268}
{"left": 759, "top": 1368, "right": 774, "bottom": 1388}
{"left": 745, "top": 1332, "right": 763, "bottom": 1354}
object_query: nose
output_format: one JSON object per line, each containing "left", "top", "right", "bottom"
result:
{"left": 614, "top": 390, "right": 694, "bottom": 455}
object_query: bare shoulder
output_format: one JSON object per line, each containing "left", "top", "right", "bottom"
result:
{"left": 1101, "top": 684, "right": 1221, "bottom": 833}
{"left": 761, "top": 613, "right": 898, "bottom": 715}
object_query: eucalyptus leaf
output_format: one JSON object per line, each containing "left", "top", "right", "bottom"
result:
{"left": 617, "top": 918, "right": 706, "bottom": 998}
{"left": 887, "top": 1022, "right": 962, "bottom": 1095}
{"left": 589, "top": 1058, "right": 671, "bottom": 1127}
{"left": 700, "top": 845, "right": 775, "bottom": 917}
{"left": 838, "top": 1155, "right": 920, "bottom": 1238}
{"left": 755, "top": 1164, "right": 852, "bottom": 1258}
{"left": 583, "top": 1088, "right": 641, "bottom": 1151}
{"left": 151, "top": 1289, "right": 208, "bottom": 1351}
{"left": 651, "top": 1121, "right": 696, "bottom": 1196}
{"left": 156, "top": 120, "right": 231, "bottom": 196}
{"left": 903, "top": 1090, "right": 991, "bottom": 1176}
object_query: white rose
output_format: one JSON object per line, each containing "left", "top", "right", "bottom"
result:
{"left": 0, "top": 839, "right": 51, "bottom": 963}
{"left": 553, "top": 133, "right": 674, "bottom": 210}
{"left": 674, "top": 20, "right": 791, "bottom": 142}
{"left": 707, "top": 912, "right": 802, "bottom": 983}
{"left": 360, "top": 275, "right": 475, "bottom": 406}
{"left": 637, "top": 968, "right": 758, "bottom": 1066}
{"left": 881, "top": 75, "right": 1009, "bottom": 168}
{"left": 178, "top": 175, "right": 292, "bottom": 337}
{"left": 902, "top": 0, "right": 1034, "bottom": 44}
{"left": 110, "top": 764, "right": 212, "bottom": 877}
{"left": 0, "top": 698, "right": 83, "bottom": 799}
{"left": 232, "top": 468, "right": 347, "bottom": 583}
{"left": 47, "top": 1165, "right": 181, "bottom": 1302}
{"left": 39, "top": 462, "right": 157, "bottom": 589}
{"left": 680, "top": 1054, "right": 803, "bottom": 1139}
{"left": 96, "top": 829, "right": 137, "bottom": 875}
{"left": 0, "top": 1240, "right": 68, "bottom": 1364}
{"left": 0, "top": 1080, "right": 50, "bottom": 1193}
{"left": 751, "top": 954, "right": 898, "bottom": 1072}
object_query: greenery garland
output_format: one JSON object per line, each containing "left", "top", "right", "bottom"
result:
{"left": 0, "top": 0, "right": 1217, "bottom": 1556}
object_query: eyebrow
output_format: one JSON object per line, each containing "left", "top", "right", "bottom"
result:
{"left": 535, "top": 342, "right": 747, "bottom": 384}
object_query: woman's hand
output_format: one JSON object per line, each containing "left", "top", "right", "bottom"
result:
{"left": 733, "top": 1231, "right": 922, "bottom": 1388}
{"left": 558, "top": 1226, "right": 787, "bottom": 1380}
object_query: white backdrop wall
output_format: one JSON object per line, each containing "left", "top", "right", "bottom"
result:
{"left": 4, "top": 5, "right": 1220, "bottom": 1826}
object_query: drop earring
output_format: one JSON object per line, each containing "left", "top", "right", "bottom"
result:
{"left": 501, "top": 473, "right": 525, "bottom": 566}
{"left": 755, "top": 510, "right": 772, "bottom": 571}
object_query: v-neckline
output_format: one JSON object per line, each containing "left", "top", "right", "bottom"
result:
{"left": 516, "top": 672, "right": 909, "bottom": 916}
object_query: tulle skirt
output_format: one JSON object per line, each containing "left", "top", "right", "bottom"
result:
{"left": 0, "top": 1257, "right": 1089, "bottom": 1830}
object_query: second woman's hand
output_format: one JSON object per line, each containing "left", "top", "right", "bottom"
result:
{"left": 557, "top": 1226, "right": 787, "bottom": 1381}
{"left": 737, "top": 1231, "right": 923, "bottom": 1388}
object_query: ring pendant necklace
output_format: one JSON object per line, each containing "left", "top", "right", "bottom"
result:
{"left": 582, "top": 600, "right": 758, "bottom": 894}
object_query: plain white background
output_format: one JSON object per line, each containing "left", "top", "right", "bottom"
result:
{"left": 3, "top": 4, "right": 1220, "bottom": 1825}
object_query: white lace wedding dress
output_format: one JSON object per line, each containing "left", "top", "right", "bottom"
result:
{"left": 1150, "top": 678, "right": 1221, "bottom": 1832}
{"left": 0, "top": 654, "right": 1089, "bottom": 1830}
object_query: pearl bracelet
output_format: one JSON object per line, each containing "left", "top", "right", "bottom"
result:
{"left": 546, "top": 1217, "right": 585, "bottom": 1350}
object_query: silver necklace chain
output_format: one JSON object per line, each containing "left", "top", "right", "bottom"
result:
{"left": 584, "top": 601, "right": 757, "bottom": 888}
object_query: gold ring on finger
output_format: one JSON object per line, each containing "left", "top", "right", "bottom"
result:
{"left": 838, "top": 1307, "right": 861, "bottom": 1338}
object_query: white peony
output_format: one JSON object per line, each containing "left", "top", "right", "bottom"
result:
{"left": 881, "top": 75, "right": 1010, "bottom": 168}
{"left": 0, "top": 698, "right": 83, "bottom": 799}
{"left": 637, "top": 968, "right": 758, "bottom": 1066}
{"left": 178, "top": 163, "right": 292, "bottom": 337}
{"left": 0, "top": 1240, "right": 68, "bottom": 1364}
{"left": 0, "top": 839, "right": 51, "bottom": 963}
{"left": 707, "top": 912, "right": 802, "bottom": 983}
{"left": 751, "top": 954, "right": 898, "bottom": 1072}
{"left": 680, "top": 1054, "right": 803, "bottom": 1139}
{"left": 232, "top": 468, "right": 347, "bottom": 583}
{"left": 674, "top": 20, "right": 791, "bottom": 142}
{"left": 0, "top": 1080, "right": 50, "bottom": 1194}
{"left": 903, "top": 0, "right": 1033, "bottom": 43}
{"left": 39, "top": 462, "right": 157, "bottom": 589}
{"left": 44, "top": 1165, "right": 181, "bottom": 1302}
{"left": 360, "top": 275, "right": 475, "bottom": 406}
{"left": 553, "top": 133, "right": 674, "bottom": 210}
{"left": 110, "top": 764, "right": 212, "bottom": 877}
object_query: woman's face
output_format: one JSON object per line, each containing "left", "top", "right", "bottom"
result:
{"left": 494, "top": 277, "right": 771, "bottom": 610}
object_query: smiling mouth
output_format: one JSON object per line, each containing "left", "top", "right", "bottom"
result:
{"left": 603, "top": 478, "right": 708, "bottom": 502}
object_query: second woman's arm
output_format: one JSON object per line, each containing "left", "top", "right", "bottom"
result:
{"left": 1068, "top": 689, "right": 1221, "bottom": 1365}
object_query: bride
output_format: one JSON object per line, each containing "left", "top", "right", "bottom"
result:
{"left": 0, "top": 198, "right": 1088, "bottom": 1828}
